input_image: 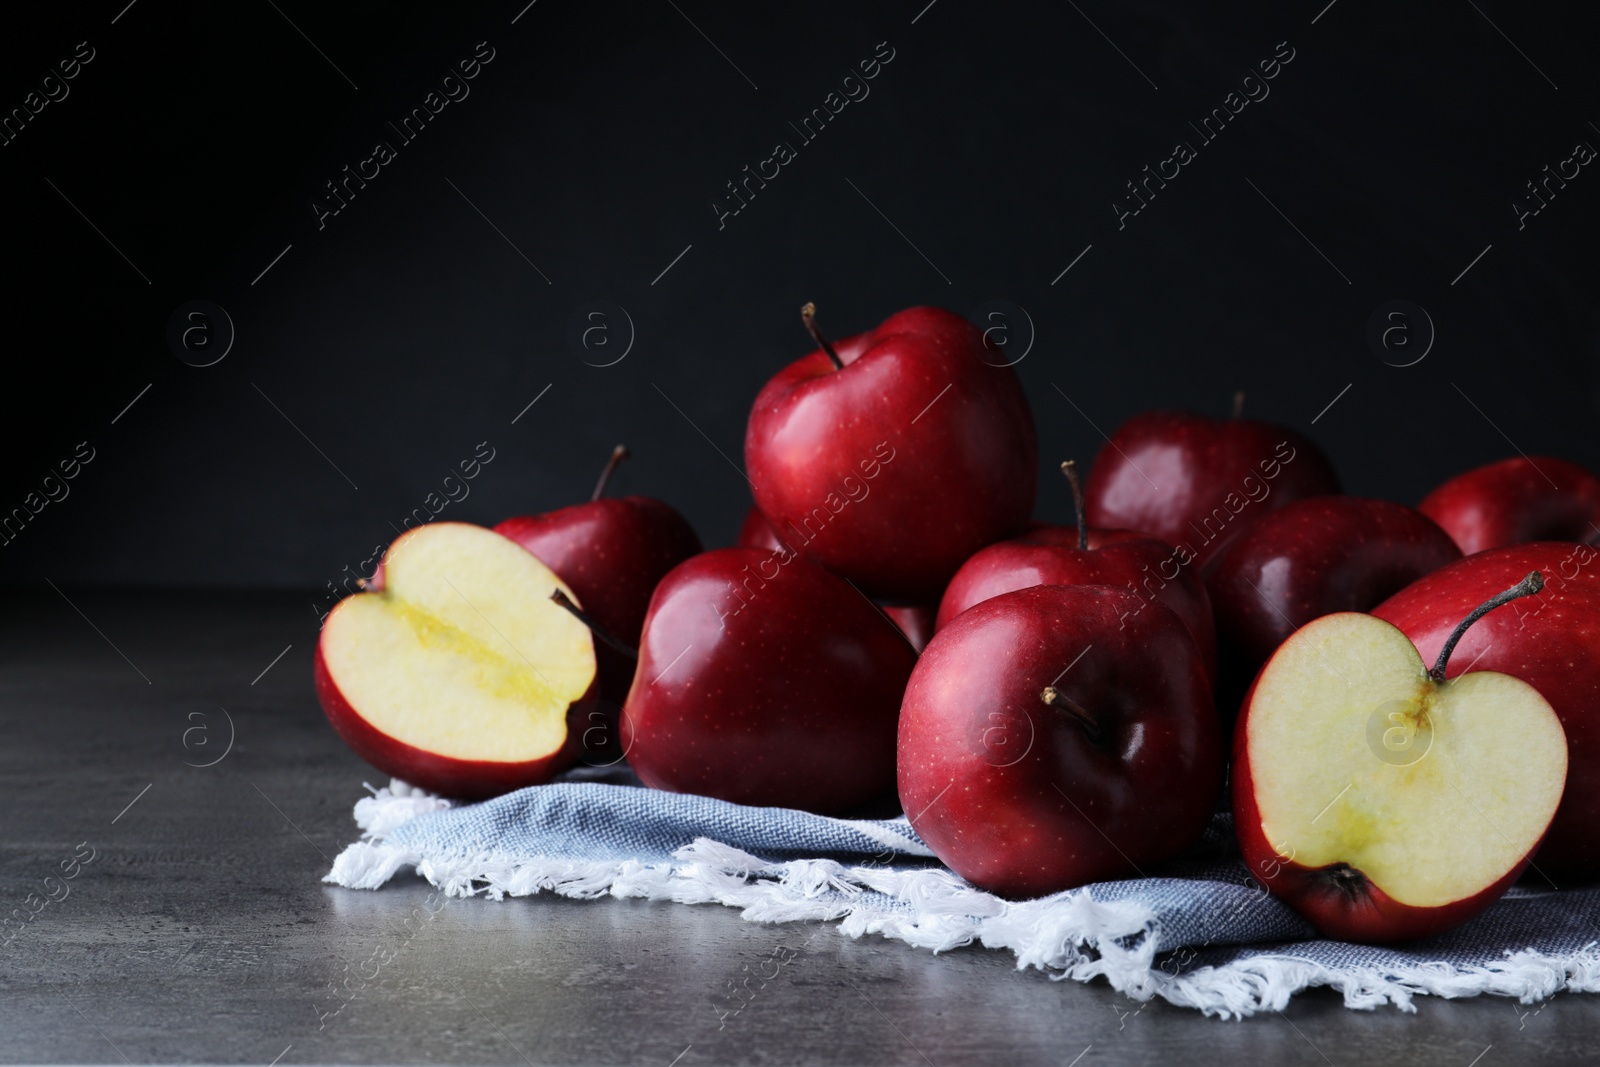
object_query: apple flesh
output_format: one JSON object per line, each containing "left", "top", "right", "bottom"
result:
{"left": 899, "top": 584, "right": 1221, "bottom": 898}
{"left": 622, "top": 547, "right": 917, "bottom": 814}
{"left": 1419, "top": 455, "right": 1600, "bottom": 555}
{"left": 1373, "top": 542, "right": 1600, "bottom": 876}
{"left": 1084, "top": 409, "right": 1340, "bottom": 569}
{"left": 745, "top": 305, "right": 1037, "bottom": 603}
{"left": 1234, "top": 589, "right": 1566, "bottom": 943}
{"left": 315, "top": 522, "right": 598, "bottom": 799}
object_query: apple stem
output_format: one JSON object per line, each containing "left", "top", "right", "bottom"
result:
{"left": 1040, "top": 685, "right": 1101, "bottom": 741}
{"left": 591, "top": 445, "right": 630, "bottom": 502}
{"left": 1060, "top": 460, "right": 1089, "bottom": 552}
{"left": 550, "top": 590, "right": 638, "bottom": 659}
{"left": 1429, "top": 570, "right": 1544, "bottom": 682}
{"left": 1232, "top": 390, "right": 1245, "bottom": 419}
{"left": 801, "top": 302, "right": 844, "bottom": 370}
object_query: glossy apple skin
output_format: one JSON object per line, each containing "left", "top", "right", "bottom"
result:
{"left": 899, "top": 584, "right": 1220, "bottom": 899}
{"left": 1419, "top": 456, "right": 1600, "bottom": 556}
{"left": 743, "top": 504, "right": 935, "bottom": 653}
{"left": 1084, "top": 411, "right": 1340, "bottom": 570}
{"left": 1231, "top": 654, "right": 1538, "bottom": 943}
{"left": 1206, "top": 498, "right": 1460, "bottom": 703}
{"left": 314, "top": 624, "right": 595, "bottom": 800}
{"left": 883, "top": 605, "right": 936, "bottom": 654}
{"left": 495, "top": 498, "right": 701, "bottom": 708}
{"left": 1373, "top": 542, "right": 1600, "bottom": 877}
{"left": 622, "top": 547, "right": 918, "bottom": 814}
{"left": 935, "top": 525, "right": 1217, "bottom": 682}
{"left": 737, "top": 504, "right": 792, "bottom": 553}
{"left": 745, "top": 306, "right": 1037, "bottom": 603}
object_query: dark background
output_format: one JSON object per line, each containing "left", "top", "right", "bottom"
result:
{"left": 2, "top": 0, "right": 1596, "bottom": 593}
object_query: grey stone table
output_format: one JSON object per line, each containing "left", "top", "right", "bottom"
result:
{"left": 3, "top": 589, "right": 1597, "bottom": 1065}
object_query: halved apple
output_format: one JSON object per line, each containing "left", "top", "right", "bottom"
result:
{"left": 314, "top": 522, "right": 597, "bottom": 799}
{"left": 1233, "top": 572, "right": 1567, "bottom": 944}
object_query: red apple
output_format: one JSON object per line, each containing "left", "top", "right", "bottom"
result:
{"left": 315, "top": 522, "right": 598, "bottom": 799}
{"left": 622, "top": 546, "right": 917, "bottom": 814}
{"left": 1419, "top": 456, "right": 1600, "bottom": 555}
{"left": 745, "top": 304, "right": 1037, "bottom": 603}
{"left": 899, "top": 584, "right": 1221, "bottom": 898}
{"left": 1234, "top": 573, "right": 1566, "bottom": 942}
{"left": 737, "top": 504, "right": 792, "bottom": 554}
{"left": 882, "top": 604, "right": 936, "bottom": 654}
{"left": 1205, "top": 496, "right": 1460, "bottom": 704}
{"left": 741, "top": 502, "right": 933, "bottom": 652}
{"left": 1373, "top": 541, "right": 1600, "bottom": 877}
{"left": 494, "top": 445, "right": 701, "bottom": 720}
{"left": 936, "top": 460, "right": 1217, "bottom": 681}
{"left": 1084, "top": 405, "right": 1340, "bottom": 570}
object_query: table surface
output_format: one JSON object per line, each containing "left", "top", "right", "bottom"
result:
{"left": 3, "top": 588, "right": 1597, "bottom": 1066}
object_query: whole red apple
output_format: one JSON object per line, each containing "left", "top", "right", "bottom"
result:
{"left": 899, "top": 584, "right": 1220, "bottom": 899}
{"left": 936, "top": 460, "right": 1218, "bottom": 681}
{"left": 494, "top": 445, "right": 701, "bottom": 723}
{"left": 1419, "top": 456, "right": 1600, "bottom": 555}
{"left": 1084, "top": 405, "right": 1339, "bottom": 570}
{"left": 1374, "top": 541, "right": 1600, "bottom": 877}
{"left": 622, "top": 547, "right": 917, "bottom": 814}
{"left": 1235, "top": 573, "right": 1566, "bottom": 942}
{"left": 745, "top": 304, "right": 1037, "bottom": 603}
{"left": 1206, "top": 496, "right": 1460, "bottom": 705}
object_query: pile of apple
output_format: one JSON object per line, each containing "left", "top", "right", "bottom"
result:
{"left": 316, "top": 304, "right": 1600, "bottom": 945}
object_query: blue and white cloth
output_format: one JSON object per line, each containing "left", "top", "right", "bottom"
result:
{"left": 325, "top": 769, "right": 1600, "bottom": 1018}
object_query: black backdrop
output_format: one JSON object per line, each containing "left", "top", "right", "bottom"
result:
{"left": 2, "top": 0, "right": 1596, "bottom": 591}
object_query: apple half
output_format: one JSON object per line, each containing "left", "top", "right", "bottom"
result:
{"left": 315, "top": 521, "right": 597, "bottom": 799}
{"left": 1233, "top": 578, "right": 1567, "bottom": 943}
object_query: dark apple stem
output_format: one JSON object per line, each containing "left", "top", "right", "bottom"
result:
{"left": 1060, "top": 460, "right": 1089, "bottom": 552}
{"left": 1429, "top": 571, "right": 1544, "bottom": 682}
{"left": 1232, "top": 390, "right": 1246, "bottom": 419}
{"left": 591, "top": 445, "right": 630, "bottom": 502}
{"left": 550, "top": 590, "right": 638, "bottom": 659}
{"left": 1040, "top": 686, "right": 1101, "bottom": 741}
{"left": 801, "top": 302, "right": 844, "bottom": 370}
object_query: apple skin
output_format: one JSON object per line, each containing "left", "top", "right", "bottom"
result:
{"left": 1206, "top": 497, "right": 1461, "bottom": 703}
{"left": 883, "top": 604, "right": 936, "bottom": 654}
{"left": 742, "top": 504, "right": 935, "bottom": 652}
{"left": 898, "top": 584, "right": 1221, "bottom": 899}
{"left": 1231, "top": 658, "right": 1540, "bottom": 944}
{"left": 1083, "top": 411, "right": 1340, "bottom": 569}
{"left": 314, "top": 618, "right": 596, "bottom": 801}
{"left": 622, "top": 547, "right": 918, "bottom": 814}
{"left": 1418, "top": 456, "right": 1600, "bottom": 556}
{"left": 737, "top": 504, "right": 792, "bottom": 554}
{"left": 495, "top": 498, "right": 701, "bottom": 708}
{"left": 1373, "top": 541, "right": 1600, "bottom": 877}
{"left": 935, "top": 525, "right": 1218, "bottom": 682}
{"left": 745, "top": 306, "right": 1037, "bottom": 603}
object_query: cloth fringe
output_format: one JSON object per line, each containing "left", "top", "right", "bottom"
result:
{"left": 324, "top": 782, "right": 1600, "bottom": 1019}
